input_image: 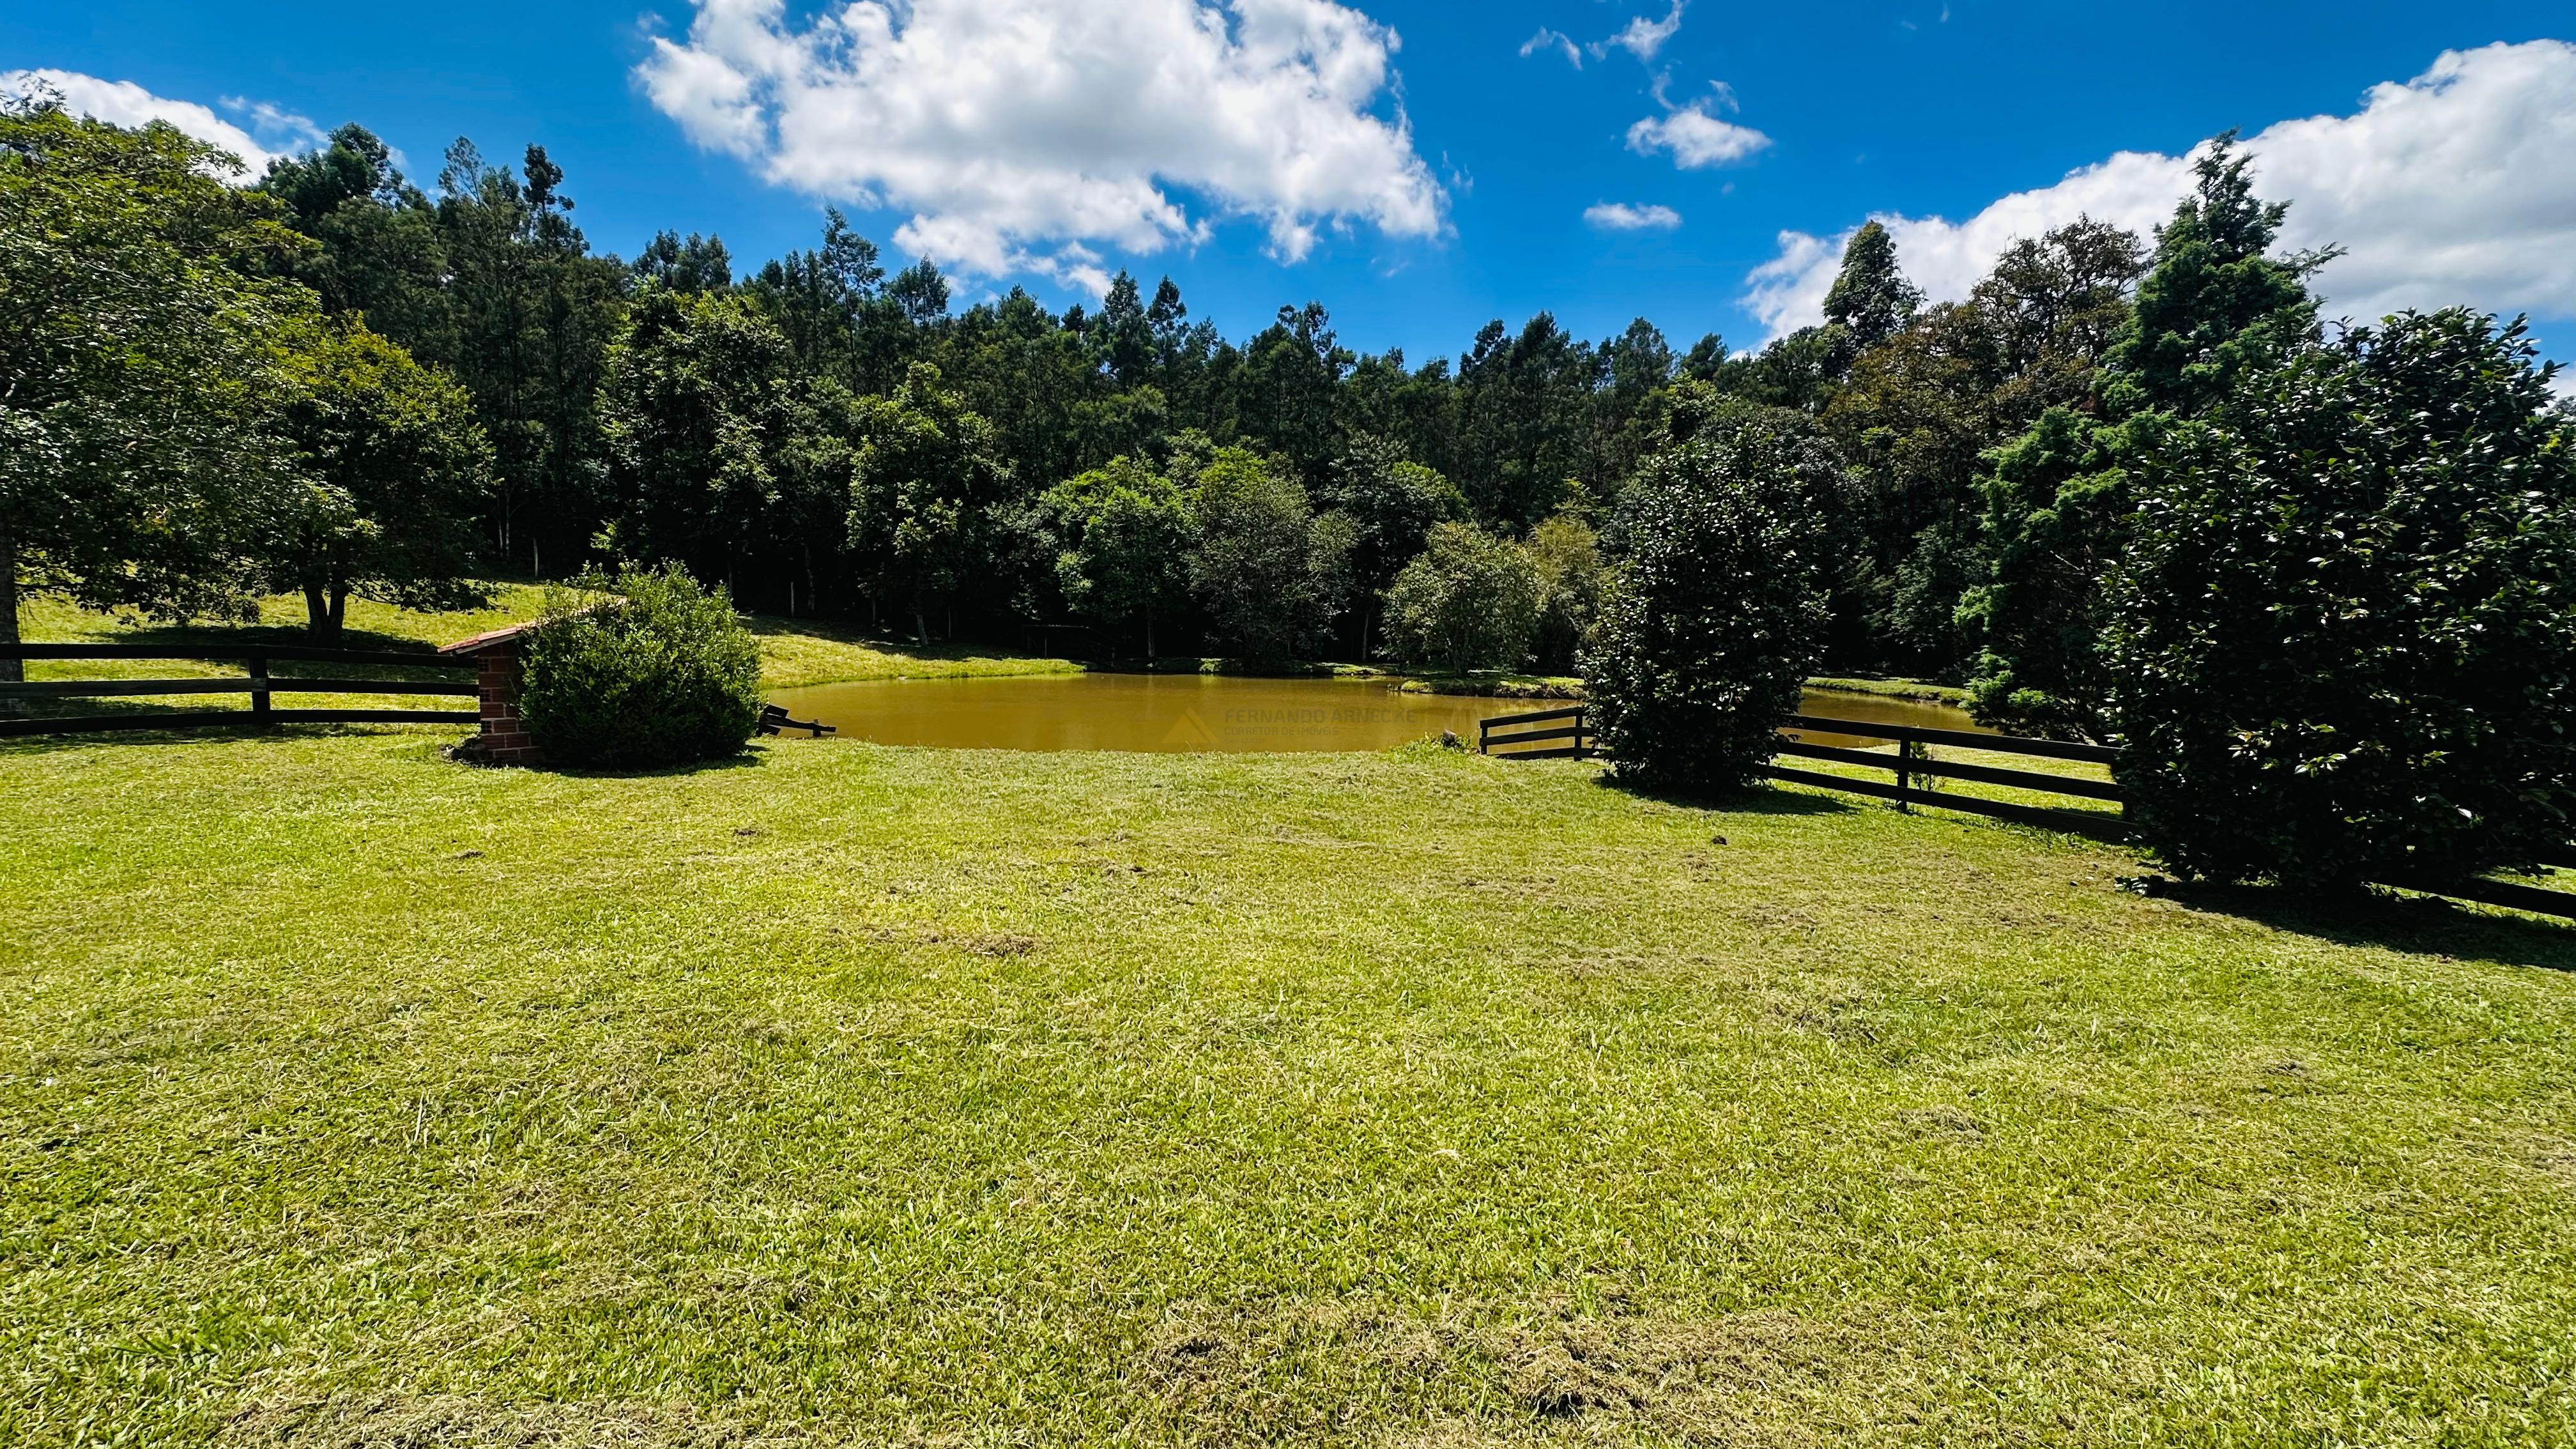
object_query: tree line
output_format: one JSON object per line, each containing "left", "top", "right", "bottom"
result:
{"left": 10, "top": 97, "right": 2576, "bottom": 893}
{"left": 0, "top": 98, "right": 2163, "bottom": 677}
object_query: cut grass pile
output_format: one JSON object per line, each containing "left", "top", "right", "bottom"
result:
{"left": 3, "top": 728, "right": 2573, "bottom": 1445}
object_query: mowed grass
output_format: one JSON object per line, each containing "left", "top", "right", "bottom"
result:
{"left": 3, "top": 730, "right": 2575, "bottom": 1446}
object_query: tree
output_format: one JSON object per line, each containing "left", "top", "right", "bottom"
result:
{"left": 1, "top": 99, "right": 318, "bottom": 698}
{"left": 1526, "top": 505, "right": 1607, "bottom": 675}
{"left": 2106, "top": 310, "right": 2576, "bottom": 889}
{"left": 1965, "top": 137, "right": 2322, "bottom": 737}
{"left": 431, "top": 139, "right": 630, "bottom": 575}
{"left": 1315, "top": 433, "right": 1462, "bottom": 659}
{"left": 850, "top": 363, "right": 1015, "bottom": 644}
{"left": 1584, "top": 392, "right": 1848, "bottom": 793}
{"left": 1045, "top": 456, "right": 1195, "bottom": 657}
{"left": 1189, "top": 448, "right": 1321, "bottom": 663}
{"left": 1381, "top": 523, "right": 1543, "bottom": 674}
{"left": 597, "top": 288, "right": 797, "bottom": 591}
{"left": 632, "top": 230, "right": 733, "bottom": 294}
{"left": 262, "top": 322, "right": 494, "bottom": 641}
{"left": 1818, "top": 219, "right": 2147, "bottom": 678}
{"left": 259, "top": 124, "right": 450, "bottom": 348}
{"left": 1821, "top": 220, "right": 1923, "bottom": 360}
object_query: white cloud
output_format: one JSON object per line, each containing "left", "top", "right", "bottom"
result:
{"left": 1594, "top": 1, "right": 1687, "bottom": 63}
{"left": 1519, "top": 27, "right": 1581, "bottom": 68}
{"left": 1627, "top": 99, "right": 1770, "bottom": 169}
{"left": 1586, "top": 201, "right": 1682, "bottom": 231}
{"left": 1, "top": 68, "right": 321, "bottom": 176}
{"left": 638, "top": 0, "right": 1448, "bottom": 289}
{"left": 222, "top": 96, "right": 326, "bottom": 154}
{"left": 1745, "top": 40, "right": 2576, "bottom": 341}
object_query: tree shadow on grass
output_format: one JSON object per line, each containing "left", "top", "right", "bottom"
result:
{"left": 0, "top": 727, "right": 778, "bottom": 783}
{"left": 0, "top": 720, "right": 470, "bottom": 758}
{"left": 507, "top": 747, "right": 773, "bottom": 779}
{"left": 1593, "top": 772, "right": 1856, "bottom": 818}
{"left": 2138, "top": 877, "right": 2576, "bottom": 975}
{"left": 41, "top": 619, "right": 445, "bottom": 656}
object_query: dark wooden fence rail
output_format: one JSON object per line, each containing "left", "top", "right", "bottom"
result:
{"left": 1768, "top": 714, "right": 2128, "bottom": 841}
{"left": 0, "top": 646, "right": 478, "bottom": 738}
{"left": 1479, "top": 705, "right": 1591, "bottom": 760}
{"left": 1481, "top": 704, "right": 2576, "bottom": 921}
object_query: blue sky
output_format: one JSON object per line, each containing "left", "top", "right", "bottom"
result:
{"left": 7, "top": 1, "right": 2573, "bottom": 368}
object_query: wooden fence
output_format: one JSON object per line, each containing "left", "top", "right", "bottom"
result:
{"left": 0, "top": 645, "right": 478, "bottom": 737}
{"left": 1481, "top": 704, "right": 2576, "bottom": 921}
{"left": 1768, "top": 714, "right": 2128, "bottom": 841}
{"left": 1479, "top": 705, "right": 1592, "bottom": 760}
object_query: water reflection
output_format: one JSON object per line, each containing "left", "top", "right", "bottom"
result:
{"left": 767, "top": 673, "right": 1987, "bottom": 755}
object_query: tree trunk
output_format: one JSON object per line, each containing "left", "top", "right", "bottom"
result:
{"left": 304, "top": 581, "right": 348, "bottom": 645}
{"left": 1145, "top": 613, "right": 1156, "bottom": 662}
{"left": 1, "top": 527, "right": 22, "bottom": 714}
{"left": 912, "top": 594, "right": 930, "bottom": 648}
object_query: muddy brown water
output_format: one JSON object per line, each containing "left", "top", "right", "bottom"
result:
{"left": 765, "top": 674, "right": 1986, "bottom": 754}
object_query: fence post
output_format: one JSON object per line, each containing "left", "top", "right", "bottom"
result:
{"left": 1894, "top": 728, "right": 1913, "bottom": 813}
{"left": 1574, "top": 706, "right": 1587, "bottom": 760}
{"left": 247, "top": 654, "right": 272, "bottom": 726}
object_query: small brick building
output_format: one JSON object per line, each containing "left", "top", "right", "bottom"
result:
{"left": 440, "top": 624, "right": 543, "bottom": 766}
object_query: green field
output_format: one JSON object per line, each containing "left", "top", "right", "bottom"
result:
{"left": 7, "top": 592, "right": 1082, "bottom": 723}
{"left": 4, "top": 717, "right": 2574, "bottom": 1446}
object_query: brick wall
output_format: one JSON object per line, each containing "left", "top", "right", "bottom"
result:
{"left": 466, "top": 643, "right": 544, "bottom": 766}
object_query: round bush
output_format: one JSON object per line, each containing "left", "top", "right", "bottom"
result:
{"left": 2106, "top": 310, "right": 2576, "bottom": 888}
{"left": 520, "top": 565, "right": 765, "bottom": 769}
{"left": 1381, "top": 522, "right": 1543, "bottom": 673}
{"left": 1583, "top": 397, "right": 1846, "bottom": 794}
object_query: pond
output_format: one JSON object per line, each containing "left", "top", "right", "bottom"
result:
{"left": 767, "top": 673, "right": 1987, "bottom": 754}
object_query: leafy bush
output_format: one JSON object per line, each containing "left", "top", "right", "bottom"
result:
{"left": 1584, "top": 397, "right": 1848, "bottom": 793}
{"left": 1526, "top": 506, "right": 1607, "bottom": 675}
{"left": 2106, "top": 310, "right": 2576, "bottom": 888}
{"left": 520, "top": 564, "right": 765, "bottom": 769}
{"left": 1381, "top": 522, "right": 1543, "bottom": 673}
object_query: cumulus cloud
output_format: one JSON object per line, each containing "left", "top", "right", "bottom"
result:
{"left": 1745, "top": 40, "right": 2576, "bottom": 341}
{"left": 1593, "top": 1, "right": 1687, "bottom": 63}
{"left": 1627, "top": 99, "right": 1770, "bottom": 169}
{"left": 1586, "top": 202, "right": 1682, "bottom": 231}
{"left": 637, "top": 0, "right": 1448, "bottom": 289}
{"left": 1, "top": 68, "right": 320, "bottom": 175}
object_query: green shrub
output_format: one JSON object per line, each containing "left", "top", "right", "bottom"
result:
{"left": 2106, "top": 310, "right": 2576, "bottom": 888}
{"left": 1381, "top": 522, "right": 1543, "bottom": 673}
{"left": 1584, "top": 397, "right": 1846, "bottom": 793}
{"left": 520, "top": 565, "right": 765, "bottom": 769}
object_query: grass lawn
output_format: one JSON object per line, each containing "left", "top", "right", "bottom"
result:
{"left": 11, "top": 592, "right": 1082, "bottom": 714}
{"left": 4, "top": 727, "right": 2574, "bottom": 1446}
{"left": 1805, "top": 678, "right": 1971, "bottom": 707}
